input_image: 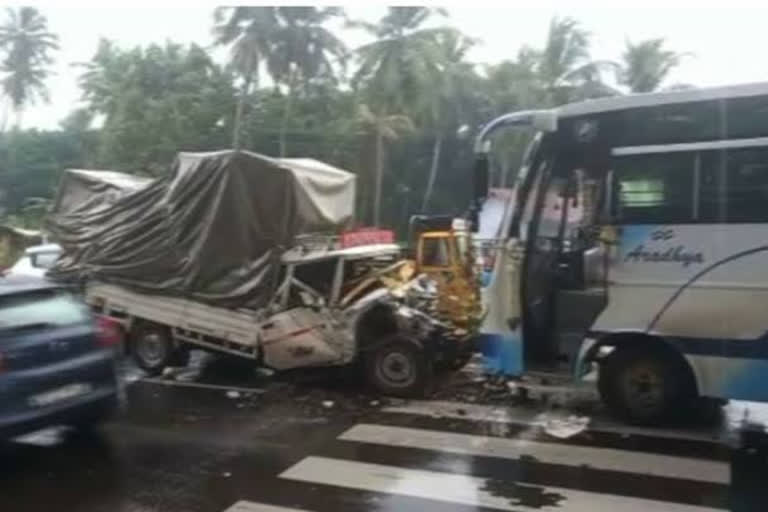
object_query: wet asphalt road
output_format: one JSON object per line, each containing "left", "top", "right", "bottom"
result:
{"left": 1, "top": 353, "right": 767, "bottom": 512}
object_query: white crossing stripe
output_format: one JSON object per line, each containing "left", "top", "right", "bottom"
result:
{"left": 280, "top": 456, "right": 722, "bottom": 512}
{"left": 382, "top": 399, "right": 724, "bottom": 443}
{"left": 339, "top": 423, "right": 729, "bottom": 484}
{"left": 223, "top": 500, "right": 311, "bottom": 512}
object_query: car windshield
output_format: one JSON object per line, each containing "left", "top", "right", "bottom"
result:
{"left": 31, "top": 251, "right": 59, "bottom": 269}
{"left": 0, "top": 289, "right": 89, "bottom": 330}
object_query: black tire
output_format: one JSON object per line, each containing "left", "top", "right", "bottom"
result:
{"left": 598, "top": 345, "right": 696, "bottom": 426}
{"left": 130, "top": 322, "right": 175, "bottom": 376}
{"left": 365, "top": 337, "right": 432, "bottom": 398}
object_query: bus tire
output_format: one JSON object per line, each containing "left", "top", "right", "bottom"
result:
{"left": 365, "top": 336, "right": 432, "bottom": 398}
{"left": 131, "top": 322, "right": 175, "bottom": 376}
{"left": 598, "top": 345, "right": 695, "bottom": 426}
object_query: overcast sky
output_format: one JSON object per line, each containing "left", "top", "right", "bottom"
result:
{"left": 21, "top": 5, "right": 768, "bottom": 129}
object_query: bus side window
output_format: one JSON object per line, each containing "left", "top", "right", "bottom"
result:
{"left": 614, "top": 152, "right": 695, "bottom": 224}
{"left": 725, "top": 148, "right": 768, "bottom": 223}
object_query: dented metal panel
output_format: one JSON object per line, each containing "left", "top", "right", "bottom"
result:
{"left": 87, "top": 282, "right": 260, "bottom": 347}
{"left": 260, "top": 308, "right": 346, "bottom": 369}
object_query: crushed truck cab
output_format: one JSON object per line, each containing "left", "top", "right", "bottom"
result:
{"left": 50, "top": 150, "right": 472, "bottom": 397}
{"left": 87, "top": 238, "right": 449, "bottom": 397}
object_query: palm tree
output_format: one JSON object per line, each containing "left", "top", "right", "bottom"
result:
{"left": 484, "top": 47, "right": 542, "bottom": 114}
{"left": 421, "top": 30, "right": 478, "bottom": 212}
{"left": 268, "top": 7, "right": 346, "bottom": 157}
{"left": 352, "top": 7, "right": 447, "bottom": 112}
{"left": 538, "top": 17, "right": 617, "bottom": 105}
{"left": 352, "top": 7, "right": 451, "bottom": 218}
{"left": 213, "top": 7, "right": 277, "bottom": 150}
{"left": 619, "top": 38, "right": 687, "bottom": 93}
{"left": 355, "top": 104, "right": 413, "bottom": 226}
{"left": 0, "top": 7, "right": 58, "bottom": 128}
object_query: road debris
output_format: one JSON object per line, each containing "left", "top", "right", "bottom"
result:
{"left": 322, "top": 400, "right": 335, "bottom": 409}
{"left": 254, "top": 367, "right": 275, "bottom": 378}
{"left": 226, "top": 390, "right": 241, "bottom": 399}
{"left": 538, "top": 414, "right": 590, "bottom": 439}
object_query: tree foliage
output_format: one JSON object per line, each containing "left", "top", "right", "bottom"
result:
{"left": 77, "top": 40, "right": 236, "bottom": 174}
{"left": 620, "top": 38, "right": 686, "bottom": 93}
{"left": 0, "top": 8, "right": 689, "bottom": 234}
{"left": 0, "top": 7, "right": 58, "bottom": 127}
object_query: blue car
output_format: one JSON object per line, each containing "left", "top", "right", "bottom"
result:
{"left": 0, "top": 276, "right": 120, "bottom": 439}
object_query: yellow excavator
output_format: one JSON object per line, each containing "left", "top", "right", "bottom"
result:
{"left": 408, "top": 215, "right": 482, "bottom": 369}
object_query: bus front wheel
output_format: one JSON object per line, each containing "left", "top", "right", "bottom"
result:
{"left": 598, "top": 345, "right": 695, "bottom": 426}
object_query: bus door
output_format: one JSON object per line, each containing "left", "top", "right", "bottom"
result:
{"left": 520, "top": 157, "right": 560, "bottom": 363}
{"left": 523, "top": 156, "right": 609, "bottom": 368}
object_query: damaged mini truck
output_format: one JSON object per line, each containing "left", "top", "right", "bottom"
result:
{"left": 46, "top": 150, "right": 480, "bottom": 396}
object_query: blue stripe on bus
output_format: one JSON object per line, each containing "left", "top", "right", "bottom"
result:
{"left": 476, "top": 332, "right": 524, "bottom": 376}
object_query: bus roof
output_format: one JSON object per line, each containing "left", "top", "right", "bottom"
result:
{"left": 557, "top": 81, "right": 768, "bottom": 119}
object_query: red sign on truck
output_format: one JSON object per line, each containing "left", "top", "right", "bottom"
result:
{"left": 340, "top": 228, "right": 395, "bottom": 248}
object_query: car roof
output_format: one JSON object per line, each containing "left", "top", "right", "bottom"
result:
{"left": 24, "top": 243, "right": 61, "bottom": 254}
{"left": 0, "top": 275, "right": 63, "bottom": 296}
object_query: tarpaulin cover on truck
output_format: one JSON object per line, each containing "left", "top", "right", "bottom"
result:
{"left": 51, "top": 169, "right": 153, "bottom": 216}
{"left": 47, "top": 150, "right": 356, "bottom": 307}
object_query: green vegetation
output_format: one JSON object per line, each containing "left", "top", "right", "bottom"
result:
{"left": 0, "top": 7, "right": 687, "bottom": 231}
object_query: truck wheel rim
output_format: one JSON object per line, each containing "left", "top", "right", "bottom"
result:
{"left": 138, "top": 332, "right": 167, "bottom": 366}
{"left": 379, "top": 351, "right": 415, "bottom": 388}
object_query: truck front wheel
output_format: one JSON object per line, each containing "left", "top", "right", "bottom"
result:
{"left": 131, "top": 322, "right": 178, "bottom": 376}
{"left": 365, "top": 336, "right": 432, "bottom": 398}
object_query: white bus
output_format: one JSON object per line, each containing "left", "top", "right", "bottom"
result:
{"left": 473, "top": 82, "right": 768, "bottom": 424}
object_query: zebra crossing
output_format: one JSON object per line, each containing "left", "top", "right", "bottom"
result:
{"left": 224, "top": 400, "right": 731, "bottom": 512}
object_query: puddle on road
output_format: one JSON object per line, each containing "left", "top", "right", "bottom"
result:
{"left": 482, "top": 478, "right": 566, "bottom": 509}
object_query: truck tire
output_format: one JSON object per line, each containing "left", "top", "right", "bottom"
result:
{"left": 131, "top": 322, "right": 176, "bottom": 376}
{"left": 598, "top": 345, "right": 695, "bottom": 426}
{"left": 365, "top": 336, "right": 432, "bottom": 398}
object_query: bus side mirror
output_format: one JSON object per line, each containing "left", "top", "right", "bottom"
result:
{"left": 473, "top": 155, "right": 489, "bottom": 204}
{"left": 469, "top": 208, "right": 479, "bottom": 233}
{"left": 469, "top": 155, "right": 489, "bottom": 234}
